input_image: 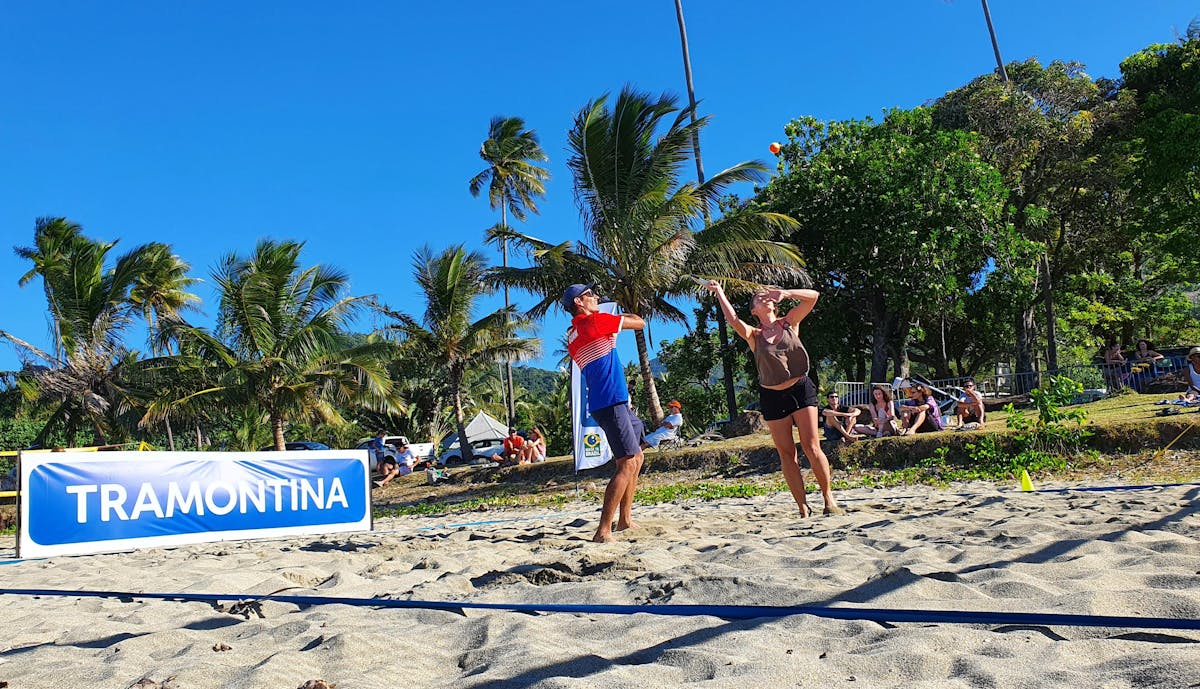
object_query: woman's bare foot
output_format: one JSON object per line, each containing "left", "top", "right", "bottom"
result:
{"left": 592, "top": 530, "right": 615, "bottom": 543}
{"left": 798, "top": 502, "right": 812, "bottom": 518}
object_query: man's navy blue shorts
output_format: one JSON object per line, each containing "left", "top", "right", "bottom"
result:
{"left": 591, "top": 402, "right": 645, "bottom": 460}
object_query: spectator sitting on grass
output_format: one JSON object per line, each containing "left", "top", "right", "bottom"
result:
{"left": 522, "top": 427, "right": 547, "bottom": 463}
{"left": 1177, "top": 347, "right": 1200, "bottom": 404}
{"left": 861, "top": 385, "right": 898, "bottom": 437}
{"left": 957, "top": 377, "right": 986, "bottom": 429}
{"left": 491, "top": 427, "right": 525, "bottom": 466}
{"left": 426, "top": 465, "right": 455, "bottom": 485}
{"left": 898, "top": 380, "right": 943, "bottom": 435}
{"left": 373, "top": 441, "right": 414, "bottom": 489}
{"left": 822, "top": 391, "right": 863, "bottom": 444}
{"left": 642, "top": 400, "right": 684, "bottom": 449}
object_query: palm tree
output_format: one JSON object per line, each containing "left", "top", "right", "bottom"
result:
{"left": 492, "top": 86, "right": 802, "bottom": 423}
{"left": 150, "top": 239, "right": 399, "bottom": 450}
{"left": 5, "top": 219, "right": 171, "bottom": 445}
{"left": 469, "top": 116, "right": 550, "bottom": 426}
{"left": 14, "top": 217, "right": 85, "bottom": 360}
{"left": 128, "top": 243, "right": 200, "bottom": 450}
{"left": 381, "top": 245, "right": 539, "bottom": 462}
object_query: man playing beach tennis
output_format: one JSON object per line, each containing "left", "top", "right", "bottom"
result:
{"left": 563, "top": 283, "right": 647, "bottom": 543}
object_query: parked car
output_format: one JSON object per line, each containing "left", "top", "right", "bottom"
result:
{"left": 258, "top": 441, "right": 332, "bottom": 452}
{"left": 354, "top": 435, "right": 437, "bottom": 471}
{"left": 438, "top": 438, "right": 506, "bottom": 467}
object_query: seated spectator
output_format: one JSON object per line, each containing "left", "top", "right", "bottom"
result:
{"left": 898, "top": 381, "right": 943, "bottom": 435}
{"left": 957, "top": 377, "right": 986, "bottom": 429}
{"left": 426, "top": 465, "right": 456, "bottom": 485}
{"left": 822, "top": 391, "right": 863, "bottom": 444}
{"left": 394, "top": 442, "right": 416, "bottom": 473}
{"left": 642, "top": 400, "right": 684, "bottom": 449}
{"left": 491, "top": 427, "right": 525, "bottom": 466}
{"left": 1103, "top": 340, "right": 1127, "bottom": 390}
{"left": 1133, "top": 339, "right": 1165, "bottom": 364}
{"left": 1181, "top": 347, "right": 1200, "bottom": 403}
{"left": 522, "top": 427, "right": 548, "bottom": 463}
{"left": 374, "top": 441, "right": 414, "bottom": 488}
{"left": 860, "top": 385, "right": 898, "bottom": 437}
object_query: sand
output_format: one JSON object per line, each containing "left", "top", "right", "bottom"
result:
{"left": 0, "top": 481, "right": 1196, "bottom": 688}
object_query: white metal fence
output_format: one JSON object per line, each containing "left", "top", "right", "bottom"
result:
{"left": 833, "top": 356, "right": 1186, "bottom": 409}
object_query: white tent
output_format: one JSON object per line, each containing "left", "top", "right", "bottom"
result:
{"left": 442, "top": 411, "right": 508, "bottom": 449}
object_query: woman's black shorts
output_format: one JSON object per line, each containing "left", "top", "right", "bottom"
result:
{"left": 759, "top": 377, "right": 819, "bottom": 421}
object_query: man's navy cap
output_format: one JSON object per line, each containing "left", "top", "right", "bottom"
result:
{"left": 560, "top": 283, "right": 595, "bottom": 312}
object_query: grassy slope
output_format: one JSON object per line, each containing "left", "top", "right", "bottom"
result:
{"left": 4, "top": 392, "right": 1196, "bottom": 531}
{"left": 371, "top": 391, "right": 1200, "bottom": 518}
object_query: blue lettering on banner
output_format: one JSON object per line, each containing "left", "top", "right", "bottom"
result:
{"left": 26, "top": 458, "right": 367, "bottom": 546}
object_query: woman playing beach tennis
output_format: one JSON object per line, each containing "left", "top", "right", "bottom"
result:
{"left": 704, "top": 280, "right": 844, "bottom": 518}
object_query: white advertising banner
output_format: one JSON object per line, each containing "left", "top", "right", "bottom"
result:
{"left": 572, "top": 302, "right": 619, "bottom": 471}
{"left": 19, "top": 450, "right": 372, "bottom": 558}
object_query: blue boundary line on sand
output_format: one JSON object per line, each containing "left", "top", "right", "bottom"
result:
{"left": 0, "top": 587, "right": 1196, "bottom": 631}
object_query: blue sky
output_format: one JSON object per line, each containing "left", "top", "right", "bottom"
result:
{"left": 1, "top": 1, "right": 1196, "bottom": 374}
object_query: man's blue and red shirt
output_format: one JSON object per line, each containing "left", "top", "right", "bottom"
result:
{"left": 567, "top": 311, "right": 628, "bottom": 413}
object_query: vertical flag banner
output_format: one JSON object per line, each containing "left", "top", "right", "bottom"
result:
{"left": 19, "top": 450, "right": 371, "bottom": 557}
{"left": 572, "top": 302, "right": 619, "bottom": 471}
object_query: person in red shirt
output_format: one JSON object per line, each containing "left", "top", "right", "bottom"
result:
{"left": 492, "top": 427, "right": 526, "bottom": 466}
{"left": 562, "top": 283, "right": 647, "bottom": 543}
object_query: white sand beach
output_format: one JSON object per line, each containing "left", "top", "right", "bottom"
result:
{"left": 0, "top": 481, "right": 1197, "bottom": 689}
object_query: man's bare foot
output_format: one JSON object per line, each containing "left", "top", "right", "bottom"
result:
{"left": 614, "top": 520, "right": 639, "bottom": 531}
{"left": 592, "top": 530, "right": 615, "bottom": 543}
{"left": 798, "top": 502, "right": 812, "bottom": 518}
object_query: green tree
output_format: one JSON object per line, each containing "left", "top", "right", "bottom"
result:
{"left": 381, "top": 245, "right": 539, "bottom": 462}
{"left": 1121, "top": 21, "right": 1200, "bottom": 249}
{"left": 469, "top": 115, "right": 551, "bottom": 425}
{"left": 1108, "top": 24, "right": 1200, "bottom": 345}
{"left": 151, "top": 239, "right": 398, "bottom": 450}
{"left": 758, "top": 107, "right": 1008, "bottom": 383}
{"left": 493, "top": 86, "right": 801, "bottom": 424}
{"left": 4, "top": 218, "right": 183, "bottom": 445}
{"left": 933, "top": 59, "right": 1136, "bottom": 376}
{"left": 653, "top": 321, "right": 752, "bottom": 431}
{"left": 128, "top": 242, "right": 200, "bottom": 450}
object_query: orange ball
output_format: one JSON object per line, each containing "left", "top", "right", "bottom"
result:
{"left": 768, "top": 142, "right": 782, "bottom": 154}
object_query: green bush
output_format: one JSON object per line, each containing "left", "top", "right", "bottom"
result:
{"left": 970, "top": 376, "right": 1090, "bottom": 476}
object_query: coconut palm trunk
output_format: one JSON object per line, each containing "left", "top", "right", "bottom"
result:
{"left": 469, "top": 117, "right": 549, "bottom": 427}
{"left": 450, "top": 380, "right": 474, "bottom": 463}
{"left": 674, "top": 0, "right": 738, "bottom": 422}
{"left": 633, "top": 329, "right": 663, "bottom": 425}
{"left": 164, "top": 417, "right": 175, "bottom": 451}
{"left": 272, "top": 414, "right": 286, "bottom": 451}
{"left": 981, "top": 0, "right": 1009, "bottom": 83}
{"left": 501, "top": 204, "right": 515, "bottom": 426}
